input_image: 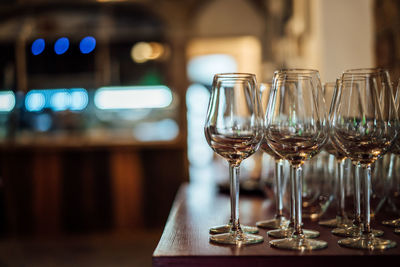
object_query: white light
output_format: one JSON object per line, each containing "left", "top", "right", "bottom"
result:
{"left": 133, "top": 119, "right": 179, "bottom": 141}
{"left": 70, "top": 89, "right": 89, "bottom": 111}
{"left": 50, "top": 90, "right": 70, "bottom": 111}
{"left": 94, "top": 86, "right": 173, "bottom": 110}
{"left": 0, "top": 91, "right": 15, "bottom": 112}
{"left": 26, "top": 91, "right": 46, "bottom": 112}
{"left": 186, "top": 84, "right": 210, "bottom": 115}
{"left": 187, "top": 54, "right": 237, "bottom": 86}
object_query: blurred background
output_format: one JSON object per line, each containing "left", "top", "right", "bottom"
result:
{"left": 0, "top": 0, "right": 397, "bottom": 266}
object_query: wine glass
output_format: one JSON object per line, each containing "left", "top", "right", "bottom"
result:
{"left": 256, "top": 82, "right": 290, "bottom": 229}
{"left": 319, "top": 81, "right": 352, "bottom": 228}
{"left": 204, "top": 73, "right": 264, "bottom": 245}
{"left": 266, "top": 70, "right": 323, "bottom": 240}
{"left": 205, "top": 73, "right": 261, "bottom": 235}
{"left": 265, "top": 72, "right": 329, "bottom": 250}
{"left": 331, "top": 70, "right": 388, "bottom": 238}
{"left": 331, "top": 69, "right": 398, "bottom": 250}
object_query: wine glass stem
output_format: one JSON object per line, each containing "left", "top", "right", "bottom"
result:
{"left": 275, "top": 159, "right": 284, "bottom": 217}
{"left": 229, "top": 163, "right": 241, "bottom": 232}
{"left": 353, "top": 165, "right": 362, "bottom": 226}
{"left": 337, "top": 159, "right": 346, "bottom": 218}
{"left": 293, "top": 165, "right": 304, "bottom": 236}
{"left": 387, "top": 154, "right": 395, "bottom": 196}
{"left": 363, "top": 165, "right": 372, "bottom": 234}
{"left": 290, "top": 167, "right": 295, "bottom": 225}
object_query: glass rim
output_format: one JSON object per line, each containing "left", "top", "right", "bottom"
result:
{"left": 274, "top": 68, "right": 320, "bottom": 74}
{"left": 343, "top": 67, "right": 388, "bottom": 74}
{"left": 214, "top": 72, "right": 256, "bottom": 77}
{"left": 273, "top": 74, "right": 313, "bottom": 80}
{"left": 342, "top": 68, "right": 390, "bottom": 79}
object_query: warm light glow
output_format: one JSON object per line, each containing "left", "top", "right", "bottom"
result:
{"left": 0, "top": 91, "right": 16, "bottom": 112}
{"left": 131, "top": 42, "right": 152, "bottom": 63}
{"left": 186, "top": 36, "right": 262, "bottom": 82}
{"left": 94, "top": 86, "right": 173, "bottom": 110}
{"left": 148, "top": 42, "right": 164, "bottom": 60}
{"left": 131, "top": 42, "right": 165, "bottom": 63}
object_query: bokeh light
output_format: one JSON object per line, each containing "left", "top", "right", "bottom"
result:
{"left": 54, "top": 37, "right": 70, "bottom": 55}
{"left": 0, "top": 91, "right": 16, "bottom": 112}
{"left": 130, "top": 42, "right": 165, "bottom": 63}
{"left": 31, "top": 38, "right": 45, "bottom": 55}
{"left": 25, "top": 91, "right": 46, "bottom": 112}
{"left": 50, "top": 90, "right": 70, "bottom": 111}
{"left": 79, "top": 36, "right": 96, "bottom": 54}
{"left": 25, "top": 88, "right": 89, "bottom": 112}
{"left": 94, "top": 86, "right": 173, "bottom": 110}
{"left": 70, "top": 88, "right": 89, "bottom": 111}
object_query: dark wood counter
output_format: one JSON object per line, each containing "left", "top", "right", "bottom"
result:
{"left": 153, "top": 183, "right": 400, "bottom": 267}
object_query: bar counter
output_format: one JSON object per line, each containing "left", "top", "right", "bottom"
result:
{"left": 153, "top": 183, "right": 400, "bottom": 267}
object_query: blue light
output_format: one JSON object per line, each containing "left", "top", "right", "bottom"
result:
{"left": 25, "top": 88, "right": 89, "bottom": 112}
{"left": 50, "top": 90, "right": 70, "bottom": 111}
{"left": 31, "top": 38, "right": 45, "bottom": 55}
{"left": 54, "top": 37, "right": 69, "bottom": 55}
{"left": 70, "top": 88, "right": 89, "bottom": 111}
{"left": 25, "top": 91, "right": 46, "bottom": 112}
{"left": 80, "top": 36, "right": 96, "bottom": 54}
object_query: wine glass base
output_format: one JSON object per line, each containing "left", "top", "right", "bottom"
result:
{"left": 210, "top": 232, "right": 264, "bottom": 246}
{"left": 382, "top": 218, "right": 400, "bottom": 228}
{"left": 209, "top": 224, "right": 259, "bottom": 234}
{"left": 338, "top": 235, "right": 397, "bottom": 250}
{"left": 332, "top": 226, "right": 383, "bottom": 237}
{"left": 267, "top": 227, "right": 319, "bottom": 238}
{"left": 269, "top": 236, "right": 328, "bottom": 251}
{"left": 319, "top": 217, "right": 352, "bottom": 228}
{"left": 256, "top": 217, "right": 289, "bottom": 229}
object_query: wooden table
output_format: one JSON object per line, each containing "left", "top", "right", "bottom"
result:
{"left": 153, "top": 183, "right": 400, "bottom": 267}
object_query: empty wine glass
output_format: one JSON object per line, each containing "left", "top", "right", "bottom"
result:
{"left": 204, "top": 73, "right": 264, "bottom": 245}
{"left": 266, "top": 70, "right": 323, "bottom": 240}
{"left": 205, "top": 73, "right": 261, "bottom": 235}
{"left": 256, "top": 82, "right": 290, "bottom": 229}
{"left": 265, "top": 72, "right": 329, "bottom": 250}
{"left": 319, "top": 81, "right": 352, "bottom": 228}
{"left": 331, "top": 70, "right": 388, "bottom": 238}
{"left": 331, "top": 69, "right": 397, "bottom": 250}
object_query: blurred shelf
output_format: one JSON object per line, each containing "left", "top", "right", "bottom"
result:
{"left": 0, "top": 134, "right": 186, "bottom": 150}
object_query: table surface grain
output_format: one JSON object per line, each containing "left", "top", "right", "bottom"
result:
{"left": 152, "top": 182, "right": 400, "bottom": 266}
